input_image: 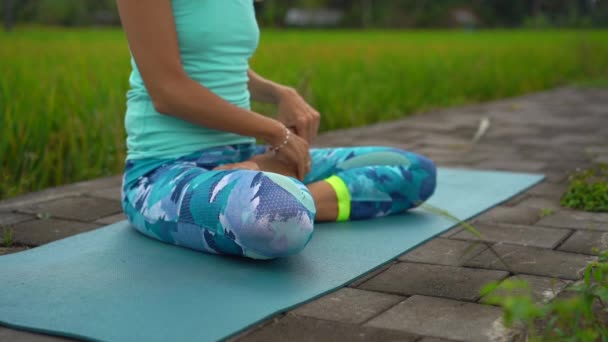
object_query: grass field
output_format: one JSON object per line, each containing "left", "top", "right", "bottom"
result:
{"left": 1, "top": 28, "right": 608, "bottom": 199}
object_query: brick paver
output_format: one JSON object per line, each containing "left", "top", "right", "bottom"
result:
{"left": 291, "top": 288, "right": 404, "bottom": 324}
{"left": 480, "top": 274, "right": 571, "bottom": 305}
{"left": 365, "top": 296, "right": 518, "bottom": 342}
{"left": 10, "top": 219, "right": 100, "bottom": 246}
{"left": 450, "top": 222, "right": 571, "bottom": 249}
{"left": 397, "top": 238, "right": 487, "bottom": 266}
{"left": 0, "top": 212, "right": 34, "bottom": 226}
{"left": 17, "top": 196, "right": 121, "bottom": 222}
{"left": 537, "top": 211, "right": 608, "bottom": 231}
{"left": 472, "top": 206, "right": 542, "bottom": 226}
{"left": 239, "top": 314, "right": 419, "bottom": 342}
{"left": 1, "top": 87, "right": 607, "bottom": 341}
{"left": 358, "top": 262, "right": 508, "bottom": 301}
{"left": 558, "top": 230, "right": 608, "bottom": 255}
{"left": 465, "top": 244, "right": 595, "bottom": 280}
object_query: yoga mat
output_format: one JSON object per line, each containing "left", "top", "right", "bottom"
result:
{"left": 0, "top": 168, "right": 543, "bottom": 342}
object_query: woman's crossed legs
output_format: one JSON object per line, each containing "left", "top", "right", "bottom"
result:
{"left": 122, "top": 144, "right": 436, "bottom": 259}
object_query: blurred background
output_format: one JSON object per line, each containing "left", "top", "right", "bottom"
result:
{"left": 1, "top": 0, "right": 608, "bottom": 199}
{"left": 2, "top": 0, "right": 608, "bottom": 29}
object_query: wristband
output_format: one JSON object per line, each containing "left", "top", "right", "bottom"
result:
{"left": 268, "top": 125, "right": 291, "bottom": 155}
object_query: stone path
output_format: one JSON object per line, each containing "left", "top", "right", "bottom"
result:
{"left": 1, "top": 87, "right": 607, "bottom": 341}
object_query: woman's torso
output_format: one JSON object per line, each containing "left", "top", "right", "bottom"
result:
{"left": 125, "top": 0, "right": 260, "bottom": 160}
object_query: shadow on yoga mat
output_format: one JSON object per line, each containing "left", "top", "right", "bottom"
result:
{"left": 0, "top": 168, "right": 543, "bottom": 342}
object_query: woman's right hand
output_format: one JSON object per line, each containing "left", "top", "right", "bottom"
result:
{"left": 266, "top": 122, "right": 311, "bottom": 181}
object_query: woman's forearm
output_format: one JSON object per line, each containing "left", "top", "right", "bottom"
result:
{"left": 247, "top": 69, "right": 292, "bottom": 104}
{"left": 153, "top": 74, "right": 284, "bottom": 145}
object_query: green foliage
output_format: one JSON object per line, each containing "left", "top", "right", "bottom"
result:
{"left": 575, "top": 79, "right": 608, "bottom": 88}
{"left": 1, "top": 227, "right": 14, "bottom": 247}
{"left": 539, "top": 208, "right": 556, "bottom": 218}
{"left": 522, "top": 14, "right": 553, "bottom": 29}
{"left": 482, "top": 250, "right": 608, "bottom": 341}
{"left": 1, "top": 29, "right": 608, "bottom": 199}
{"left": 561, "top": 164, "right": 608, "bottom": 212}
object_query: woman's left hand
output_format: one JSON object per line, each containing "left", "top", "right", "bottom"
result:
{"left": 276, "top": 87, "right": 321, "bottom": 145}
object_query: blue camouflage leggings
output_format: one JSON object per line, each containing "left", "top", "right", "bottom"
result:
{"left": 121, "top": 143, "right": 436, "bottom": 260}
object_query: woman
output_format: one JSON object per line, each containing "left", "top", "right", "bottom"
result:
{"left": 117, "top": 0, "right": 436, "bottom": 260}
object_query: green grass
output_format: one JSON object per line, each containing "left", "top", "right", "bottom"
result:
{"left": 561, "top": 164, "right": 608, "bottom": 212}
{"left": 2, "top": 227, "right": 14, "bottom": 247}
{"left": 482, "top": 249, "right": 608, "bottom": 341}
{"left": 2, "top": 28, "right": 608, "bottom": 199}
{"left": 575, "top": 78, "right": 608, "bottom": 88}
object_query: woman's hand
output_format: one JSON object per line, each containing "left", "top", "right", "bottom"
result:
{"left": 269, "top": 125, "right": 311, "bottom": 181}
{"left": 276, "top": 87, "right": 321, "bottom": 145}
{"left": 215, "top": 123, "right": 311, "bottom": 181}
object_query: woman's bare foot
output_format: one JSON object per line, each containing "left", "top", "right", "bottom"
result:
{"left": 213, "top": 153, "right": 338, "bottom": 222}
{"left": 212, "top": 160, "right": 260, "bottom": 171}
{"left": 250, "top": 153, "right": 298, "bottom": 178}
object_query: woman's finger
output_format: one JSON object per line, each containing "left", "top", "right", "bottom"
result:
{"left": 311, "top": 110, "right": 320, "bottom": 143}
{"left": 308, "top": 112, "right": 316, "bottom": 143}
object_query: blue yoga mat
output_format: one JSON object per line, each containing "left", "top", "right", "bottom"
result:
{"left": 0, "top": 168, "right": 542, "bottom": 342}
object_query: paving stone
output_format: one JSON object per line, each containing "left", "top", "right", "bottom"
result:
{"left": 440, "top": 226, "right": 464, "bottom": 238}
{"left": 291, "top": 288, "right": 404, "bottom": 324}
{"left": 487, "top": 126, "right": 541, "bottom": 139}
{"left": 0, "top": 327, "right": 77, "bottom": 341}
{"left": 527, "top": 183, "right": 569, "bottom": 197}
{"left": 0, "top": 212, "right": 34, "bottom": 226}
{"left": 481, "top": 274, "right": 571, "bottom": 305}
{"left": 501, "top": 193, "right": 529, "bottom": 207}
{"left": 536, "top": 211, "right": 608, "bottom": 231}
{"left": 464, "top": 244, "right": 595, "bottom": 280}
{"left": 541, "top": 171, "right": 570, "bottom": 184}
{"left": 516, "top": 196, "right": 562, "bottom": 210}
{"left": 11, "top": 219, "right": 100, "bottom": 246}
{"left": 348, "top": 262, "right": 395, "bottom": 288}
{"left": 450, "top": 223, "right": 571, "bottom": 249}
{"left": 418, "top": 338, "right": 459, "bottom": 342}
{"left": 521, "top": 148, "right": 589, "bottom": 162}
{"left": 18, "top": 196, "right": 122, "bottom": 222}
{"left": 0, "top": 246, "right": 29, "bottom": 255}
{"left": 558, "top": 230, "right": 608, "bottom": 255}
{"left": 593, "top": 154, "right": 608, "bottom": 164}
{"left": 95, "top": 212, "right": 127, "bottom": 225}
{"left": 240, "top": 314, "right": 418, "bottom": 342}
{"left": 417, "top": 136, "right": 472, "bottom": 150}
{"left": 554, "top": 210, "right": 608, "bottom": 223}
{"left": 89, "top": 186, "right": 122, "bottom": 201}
{"left": 553, "top": 134, "right": 606, "bottom": 145}
{"left": 398, "top": 238, "right": 487, "bottom": 266}
{"left": 473, "top": 206, "right": 541, "bottom": 225}
{"left": 0, "top": 175, "right": 122, "bottom": 211}
{"left": 358, "top": 263, "right": 508, "bottom": 301}
{"left": 365, "top": 296, "right": 519, "bottom": 342}
{"left": 542, "top": 162, "right": 589, "bottom": 175}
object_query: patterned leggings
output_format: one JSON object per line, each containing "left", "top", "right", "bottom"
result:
{"left": 121, "top": 143, "right": 436, "bottom": 260}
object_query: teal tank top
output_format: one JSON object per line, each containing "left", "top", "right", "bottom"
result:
{"left": 125, "top": 0, "right": 259, "bottom": 160}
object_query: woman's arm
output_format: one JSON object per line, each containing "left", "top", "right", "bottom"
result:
{"left": 247, "top": 69, "right": 290, "bottom": 104}
{"left": 116, "top": 0, "right": 312, "bottom": 179}
{"left": 116, "top": 0, "right": 283, "bottom": 145}
{"left": 248, "top": 69, "right": 321, "bottom": 144}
